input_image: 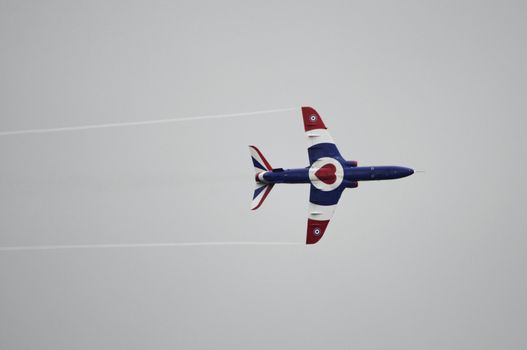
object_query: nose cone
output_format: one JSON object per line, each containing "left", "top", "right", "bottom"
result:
{"left": 403, "top": 167, "right": 414, "bottom": 177}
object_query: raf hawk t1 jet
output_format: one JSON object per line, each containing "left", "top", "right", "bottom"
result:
{"left": 249, "top": 106, "right": 414, "bottom": 245}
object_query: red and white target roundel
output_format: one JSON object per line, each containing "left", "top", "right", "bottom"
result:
{"left": 309, "top": 157, "right": 344, "bottom": 191}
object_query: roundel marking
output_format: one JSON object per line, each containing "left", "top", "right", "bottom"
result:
{"left": 313, "top": 227, "right": 321, "bottom": 236}
{"left": 309, "top": 114, "right": 317, "bottom": 122}
{"left": 314, "top": 163, "right": 337, "bottom": 184}
{"left": 309, "top": 157, "right": 344, "bottom": 191}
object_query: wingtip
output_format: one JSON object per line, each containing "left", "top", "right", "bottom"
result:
{"left": 301, "top": 107, "right": 327, "bottom": 131}
{"left": 306, "top": 219, "right": 330, "bottom": 244}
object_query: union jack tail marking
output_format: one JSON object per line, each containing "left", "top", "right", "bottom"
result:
{"left": 249, "top": 146, "right": 274, "bottom": 210}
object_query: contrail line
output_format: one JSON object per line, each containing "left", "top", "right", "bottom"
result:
{"left": 0, "top": 241, "right": 302, "bottom": 252}
{"left": 0, "top": 107, "right": 298, "bottom": 136}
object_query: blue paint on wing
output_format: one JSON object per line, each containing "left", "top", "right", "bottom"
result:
{"left": 309, "top": 185, "right": 345, "bottom": 206}
{"left": 308, "top": 143, "right": 343, "bottom": 164}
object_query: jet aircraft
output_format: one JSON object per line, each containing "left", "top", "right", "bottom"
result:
{"left": 249, "top": 106, "right": 413, "bottom": 244}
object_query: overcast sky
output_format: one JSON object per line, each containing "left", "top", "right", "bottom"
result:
{"left": 1, "top": 1, "right": 526, "bottom": 349}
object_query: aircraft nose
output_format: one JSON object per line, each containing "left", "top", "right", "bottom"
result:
{"left": 395, "top": 167, "right": 413, "bottom": 178}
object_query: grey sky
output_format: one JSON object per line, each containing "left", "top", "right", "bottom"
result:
{"left": 1, "top": 0, "right": 526, "bottom": 349}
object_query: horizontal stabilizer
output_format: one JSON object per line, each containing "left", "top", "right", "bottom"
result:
{"left": 249, "top": 145, "right": 272, "bottom": 172}
{"left": 249, "top": 146, "right": 274, "bottom": 210}
{"left": 251, "top": 183, "right": 274, "bottom": 210}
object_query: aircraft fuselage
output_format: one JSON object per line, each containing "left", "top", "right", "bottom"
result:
{"left": 258, "top": 165, "right": 414, "bottom": 186}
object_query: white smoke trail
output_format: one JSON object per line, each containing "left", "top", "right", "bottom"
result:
{"left": 0, "top": 241, "right": 302, "bottom": 252}
{"left": 0, "top": 107, "right": 298, "bottom": 137}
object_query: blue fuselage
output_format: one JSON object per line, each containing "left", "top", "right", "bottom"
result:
{"left": 261, "top": 166, "right": 414, "bottom": 184}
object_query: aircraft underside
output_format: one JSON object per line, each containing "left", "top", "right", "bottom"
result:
{"left": 250, "top": 107, "right": 413, "bottom": 244}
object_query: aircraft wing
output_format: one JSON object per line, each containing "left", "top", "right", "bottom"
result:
{"left": 302, "top": 107, "right": 347, "bottom": 244}
{"left": 301, "top": 106, "right": 343, "bottom": 164}
{"left": 306, "top": 185, "right": 344, "bottom": 244}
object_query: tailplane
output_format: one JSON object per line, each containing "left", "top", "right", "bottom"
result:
{"left": 249, "top": 146, "right": 274, "bottom": 210}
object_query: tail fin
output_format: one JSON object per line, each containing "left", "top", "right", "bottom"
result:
{"left": 249, "top": 146, "right": 274, "bottom": 210}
